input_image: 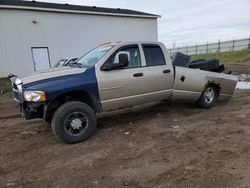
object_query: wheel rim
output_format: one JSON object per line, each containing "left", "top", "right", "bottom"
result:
{"left": 204, "top": 87, "right": 215, "bottom": 104}
{"left": 64, "top": 112, "right": 88, "bottom": 136}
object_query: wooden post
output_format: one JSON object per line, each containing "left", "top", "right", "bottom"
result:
{"left": 232, "top": 38, "right": 235, "bottom": 51}
{"left": 248, "top": 35, "right": 250, "bottom": 49}
{"left": 196, "top": 45, "right": 197, "bottom": 55}
{"left": 218, "top": 40, "right": 220, "bottom": 53}
{"left": 206, "top": 42, "right": 208, "bottom": 54}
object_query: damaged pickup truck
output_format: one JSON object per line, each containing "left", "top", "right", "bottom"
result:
{"left": 9, "top": 42, "right": 238, "bottom": 144}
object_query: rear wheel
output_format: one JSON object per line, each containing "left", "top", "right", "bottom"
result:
{"left": 197, "top": 85, "right": 218, "bottom": 108}
{"left": 52, "top": 101, "right": 96, "bottom": 144}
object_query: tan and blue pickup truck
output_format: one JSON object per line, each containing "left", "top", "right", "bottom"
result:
{"left": 9, "top": 42, "right": 238, "bottom": 144}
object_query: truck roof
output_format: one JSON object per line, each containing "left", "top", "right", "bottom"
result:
{"left": 99, "top": 41, "right": 164, "bottom": 47}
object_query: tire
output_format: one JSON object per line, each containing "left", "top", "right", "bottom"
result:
{"left": 196, "top": 85, "right": 218, "bottom": 108}
{"left": 52, "top": 101, "right": 96, "bottom": 144}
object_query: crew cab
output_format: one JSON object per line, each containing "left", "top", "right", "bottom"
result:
{"left": 9, "top": 42, "right": 238, "bottom": 144}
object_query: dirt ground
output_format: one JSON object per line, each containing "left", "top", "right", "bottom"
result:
{"left": 225, "top": 63, "right": 250, "bottom": 75}
{"left": 1, "top": 64, "right": 250, "bottom": 188}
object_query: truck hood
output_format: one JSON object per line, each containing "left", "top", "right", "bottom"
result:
{"left": 20, "top": 67, "right": 86, "bottom": 85}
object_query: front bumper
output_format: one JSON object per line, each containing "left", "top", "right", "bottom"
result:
{"left": 22, "top": 102, "right": 45, "bottom": 119}
{"left": 9, "top": 75, "right": 45, "bottom": 120}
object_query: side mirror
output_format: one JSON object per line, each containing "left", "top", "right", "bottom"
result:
{"left": 101, "top": 53, "right": 129, "bottom": 71}
{"left": 118, "top": 53, "right": 129, "bottom": 67}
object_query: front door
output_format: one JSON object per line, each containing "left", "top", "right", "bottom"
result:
{"left": 97, "top": 45, "right": 147, "bottom": 111}
{"left": 31, "top": 47, "right": 51, "bottom": 71}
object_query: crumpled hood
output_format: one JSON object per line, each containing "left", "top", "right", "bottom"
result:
{"left": 20, "top": 66, "right": 86, "bottom": 85}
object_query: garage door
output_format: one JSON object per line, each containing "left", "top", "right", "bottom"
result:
{"left": 31, "top": 47, "right": 51, "bottom": 71}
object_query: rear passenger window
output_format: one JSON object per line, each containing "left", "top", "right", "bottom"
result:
{"left": 142, "top": 45, "right": 166, "bottom": 66}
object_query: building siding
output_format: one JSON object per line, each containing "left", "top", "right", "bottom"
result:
{"left": 0, "top": 9, "right": 158, "bottom": 77}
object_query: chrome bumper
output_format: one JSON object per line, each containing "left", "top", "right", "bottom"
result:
{"left": 9, "top": 74, "right": 23, "bottom": 103}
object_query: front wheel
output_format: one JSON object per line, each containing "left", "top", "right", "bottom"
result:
{"left": 196, "top": 85, "right": 218, "bottom": 108}
{"left": 52, "top": 101, "right": 96, "bottom": 144}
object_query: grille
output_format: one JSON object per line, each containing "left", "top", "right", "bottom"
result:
{"left": 12, "top": 83, "right": 20, "bottom": 102}
{"left": 13, "top": 83, "right": 18, "bottom": 90}
{"left": 14, "top": 91, "right": 19, "bottom": 100}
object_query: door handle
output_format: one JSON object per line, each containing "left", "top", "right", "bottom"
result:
{"left": 133, "top": 73, "right": 143, "bottom": 77}
{"left": 163, "top": 69, "right": 171, "bottom": 73}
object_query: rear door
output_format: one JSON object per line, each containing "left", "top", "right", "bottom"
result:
{"left": 141, "top": 44, "right": 174, "bottom": 97}
{"left": 31, "top": 47, "right": 51, "bottom": 71}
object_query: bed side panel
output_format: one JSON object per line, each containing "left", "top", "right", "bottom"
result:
{"left": 172, "top": 67, "right": 238, "bottom": 101}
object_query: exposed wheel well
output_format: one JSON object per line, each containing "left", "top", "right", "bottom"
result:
{"left": 44, "top": 91, "right": 99, "bottom": 123}
{"left": 196, "top": 82, "right": 220, "bottom": 108}
{"left": 206, "top": 82, "right": 221, "bottom": 94}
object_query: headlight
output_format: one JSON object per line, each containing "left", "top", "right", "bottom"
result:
{"left": 24, "top": 91, "right": 46, "bottom": 102}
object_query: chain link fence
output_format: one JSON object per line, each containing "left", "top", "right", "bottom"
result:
{"left": 169, "top": 36, "right": 250, "bottom": 56}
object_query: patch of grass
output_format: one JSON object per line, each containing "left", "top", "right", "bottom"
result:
{"left": 0, "top": 77, "right": 12, "bottom": 97}
{"left": 191, "top": 49, "right": 250, "bottom": 64}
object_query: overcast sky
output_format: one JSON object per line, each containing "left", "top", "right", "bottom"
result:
{"left": 33, "top": 0, "right": 250, "bottom": 48}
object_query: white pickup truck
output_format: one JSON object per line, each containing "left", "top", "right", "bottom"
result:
{"left": 9, "top": 42, "right": 238, "bottom": 144}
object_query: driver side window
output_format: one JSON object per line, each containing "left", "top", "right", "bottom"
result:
{"left": 110, "top": 46, "right": 141, "bottom": 68}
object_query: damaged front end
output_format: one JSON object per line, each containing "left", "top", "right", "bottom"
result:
{"left": 8, "top": 74, "right": 23, "bottom": 103}
{"left": 8, "top": 74, "right": 44, "bottom": 120}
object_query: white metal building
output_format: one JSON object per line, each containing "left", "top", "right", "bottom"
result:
{"left": 0, "top": 0, "right": 159, "bottom": 77}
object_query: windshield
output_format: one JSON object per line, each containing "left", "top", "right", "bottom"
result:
{"left": 75, "top": 45, "right": 114, "bottom": 68}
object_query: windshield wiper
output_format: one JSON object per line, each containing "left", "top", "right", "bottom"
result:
{"left": 69, "top": 62, "right": 84, "bottom": 68}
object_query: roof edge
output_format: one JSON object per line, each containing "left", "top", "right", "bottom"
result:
{"left": 0, "top": 5, "right": 160, "bottom": 18}
{"left": 0, "top": 3, "right": 160, "bottom": 19}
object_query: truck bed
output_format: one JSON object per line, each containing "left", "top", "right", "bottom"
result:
{"left": 171, "top": 66, "right": 238, "bottom": 101}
